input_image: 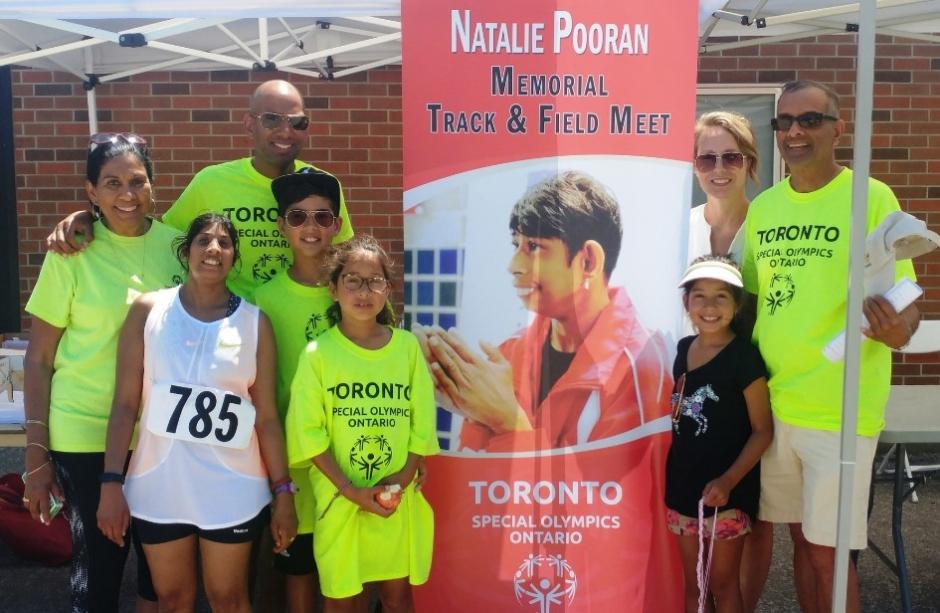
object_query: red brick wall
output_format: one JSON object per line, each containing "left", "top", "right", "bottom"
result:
{"left": 700, "top": 33, "right": 940, "bottom": 384}
{"left": 11, "top": 67, "right": 403, "bottom": 331}
{"left": 10, "top": 32, "right": 940, "bottom": 382}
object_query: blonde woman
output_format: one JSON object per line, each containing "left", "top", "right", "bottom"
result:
{"left": 689, "top": 111, "right": 760, "bottom": 264}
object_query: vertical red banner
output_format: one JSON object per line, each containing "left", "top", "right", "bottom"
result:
{"left": 403, "top": 2, "right": 697, "bottom": 610}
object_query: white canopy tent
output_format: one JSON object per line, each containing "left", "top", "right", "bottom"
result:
{"left": 0, "top": 4, "right": 402, "bottom": 131}
{"left": 2, "top": 2, "right": 939, "bottom": 611}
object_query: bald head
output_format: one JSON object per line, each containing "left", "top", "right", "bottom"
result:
{"left": 245, "top": 79, "right": 308, "bottom": 178}
{"left": 249, "top": 80, "right": 304, "bottom": 114}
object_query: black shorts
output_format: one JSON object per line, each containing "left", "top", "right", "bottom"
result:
{"left": 273, "top": 533, "right": 315, "bottom": 575}
{"left": 134, "top": 507, "right": 268, "bottom": 545}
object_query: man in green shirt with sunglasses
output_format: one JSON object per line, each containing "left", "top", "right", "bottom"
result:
{"left": 741, "top": 79, "right": 919, "bottom": 613}
{"left": 47, "top": 79, "right": 353, "bottom": 302}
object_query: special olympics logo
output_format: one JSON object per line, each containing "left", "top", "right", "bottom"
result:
{"left": 512, "top": 554, "right": 577, "bottom": 613}
{"left": 349, "top": 434, "right": 392, "bottom": 481}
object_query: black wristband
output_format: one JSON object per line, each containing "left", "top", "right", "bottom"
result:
{"left": 99, "top": 472, "right": 125, "bottom": 485}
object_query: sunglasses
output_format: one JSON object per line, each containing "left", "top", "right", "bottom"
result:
{"left": 770, "top": 112, "right": 839, "bottom": 132}
{"left": 694, "top": 151, "right": 745, "bottom": 173}
{"left": 88, "top": 132, "right": 148, "bottom": 152}
{"left": 251, "top": 112, "right": 310, "bottom": 131}
{"left": 340, "top": 273, "right": 389, "bottom": 294}
{"left": 284, "top": 208, "right": 336, "bottom": 229}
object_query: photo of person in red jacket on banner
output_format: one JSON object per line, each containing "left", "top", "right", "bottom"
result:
{"left": 415, "top": 170, "right": 672, "bottom": 452}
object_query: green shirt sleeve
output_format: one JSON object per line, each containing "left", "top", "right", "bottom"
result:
{"left": 162, "top": 171, "right": 207, "bottom": 232}
{"left": 406, "top": 335, "right": 440, "bottom": 457}
{"left": 286, "top": 343, "right": 331, "bottom": 469}
{"left": 25, "top": 252, "right": 74, "bottom": 329}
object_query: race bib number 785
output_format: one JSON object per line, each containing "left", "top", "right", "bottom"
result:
{"left": 145, "top": 382, "right": 256, "bottom": 449}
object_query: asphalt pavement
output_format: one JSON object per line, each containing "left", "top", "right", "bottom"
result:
{"left": 2, "top": 446, "right": 939, "bottom": 612}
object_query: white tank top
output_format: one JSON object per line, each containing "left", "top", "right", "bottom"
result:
{"left": 125, "top": 286, "right": 271, "bottom": 528}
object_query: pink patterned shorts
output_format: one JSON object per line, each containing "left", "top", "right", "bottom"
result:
{"left": 666, "top": 507, "right": 752, "bottom": 540}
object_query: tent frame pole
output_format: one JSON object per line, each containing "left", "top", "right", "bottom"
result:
{"left": 833, "top": 0, "right": 876, "bottom": 611}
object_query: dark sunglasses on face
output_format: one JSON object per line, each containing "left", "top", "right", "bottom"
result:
{"left": 88, "top": 132, "right": 148, "bottom": 152}
{"left": 284, "top": 208, "right": 336, "bottom": 228}
{"left": 694, "top": 151, "right": 745, "bottom": 173}
{"left": 340, "top": 273, "right": 388, "bottom": 293}
{"left": 252, "top": 112, "right": 310, "bottom": 131}
{"left": 770, "top": 111, "right": 839, "bottom": 132}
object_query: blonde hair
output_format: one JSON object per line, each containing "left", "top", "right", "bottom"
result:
{"left": 694, "top": 111, "right": 759, "bottom": 186}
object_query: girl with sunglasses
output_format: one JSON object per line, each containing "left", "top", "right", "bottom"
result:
{"left": 285, "top": 235, "right": 439, "bottom": 612}
{"left": 23, "top": 133, "right": 180, "bottom": 612}
{"left": 97, "top": 212, "right": 297, "bottom": 612}
{"left": 255, "top": 168, "right": 345, "bottom": 613}
{"left": 689, "top": 111, "right": 760, "bottom": 265}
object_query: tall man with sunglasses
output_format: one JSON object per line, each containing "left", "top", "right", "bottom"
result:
{"left": 741, "top": 80, "right": 919, "bottom": 613}
{"left": 47, "top": 79, "right": 354, "bottom": 302}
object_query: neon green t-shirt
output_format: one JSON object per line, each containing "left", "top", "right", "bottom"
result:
{"left": 286, "top": 327, "right": 440, "bottom": 598}
{"left": 741, "top": 169, "right": 915, "bottom": 436}
{"left": 25, "top": 220, "right": 183, "bottom": 452}
{"left": 255, "top": 272, "right": 334, "bottom": 534}
{"left": 162, "top": 157, "right": 354, "bottom": 303}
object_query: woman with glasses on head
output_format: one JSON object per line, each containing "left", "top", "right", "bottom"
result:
{"left": 23, "top": 133, "right": 180, "bottom": 612}
{"left": 97, "top": 213, "right": 297, "bottom": 613}
{"left": 689, "top": 111, "right": 760, "bottom": 264}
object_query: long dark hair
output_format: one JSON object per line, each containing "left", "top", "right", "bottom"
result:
{"left": 324, "top": 235, "right": 397, "bottom": 327}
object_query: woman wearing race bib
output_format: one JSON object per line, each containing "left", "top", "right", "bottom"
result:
{"left": 286, "top": 235, "right": 439, "bottom": 611}
{"left": 97, "top": 213, "right": 298, "bottom": 612}
{"left": 23, "top": 133, "right": 177, "bottom": 613}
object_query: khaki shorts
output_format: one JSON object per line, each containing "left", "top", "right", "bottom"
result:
{"left": 758, "top": 416, "right": 879, "bottom": 549}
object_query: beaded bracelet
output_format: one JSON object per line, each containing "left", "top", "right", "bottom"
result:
{"left": 272, "top": 480, "right": 297, "bottom": 496}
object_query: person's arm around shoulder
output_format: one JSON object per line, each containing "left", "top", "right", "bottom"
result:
{"left": 46, "top": 210, "right": 96, "bottom": 255}
{"left": 23, "top": 318, "right": 66, "bottom": 525}
{"left": 96, "top": 294, "right": 156, "bottom": 546}
{"left": 252, "top": 312, "right": 298, "bottom": 553}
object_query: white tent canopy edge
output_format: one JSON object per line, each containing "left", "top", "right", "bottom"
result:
{"left": 0, "top": 2, "right": 929, "bottom": 612}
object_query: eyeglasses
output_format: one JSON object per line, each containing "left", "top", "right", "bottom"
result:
{"left": 340, "top": 273, "right": 389, "bottom": 293}
{"left": 770, "top": 112, "right": 839, "bottom": 132}
{"left": 694, "top": 152, "right": 745, "bottom": 173}
{"left": 251, "top": 112, "right": 310, "bottom": 131}
{"left": 284, "top": 208, "right": 336, "bottom": 229}
{"left": 88, "top": 132, "right": 148, "bottom": 153}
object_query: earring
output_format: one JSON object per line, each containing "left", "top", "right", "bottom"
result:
{"left": 582, "top": 278, "right": 590, "bottom": 290}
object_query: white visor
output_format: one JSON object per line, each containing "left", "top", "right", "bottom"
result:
{"left": 678, "top": 260, "right": 743, "bottom": 288}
